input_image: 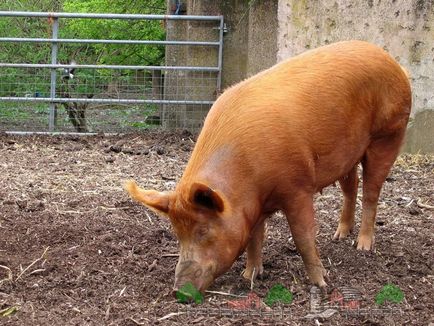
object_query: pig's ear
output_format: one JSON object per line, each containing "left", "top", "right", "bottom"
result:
{"left": 124, "top": 180, "right": 171, "bottom": 215}
{"left": 190, "top": 182, "right": 224, "bottom": 213}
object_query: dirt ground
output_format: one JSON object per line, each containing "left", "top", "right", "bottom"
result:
{"left": 0, "top": 132, "right": 433, "bottom": 326}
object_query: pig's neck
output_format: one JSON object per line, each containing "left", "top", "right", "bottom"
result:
{"left": 181, "top": 144, "right": 256, "bottom": 209}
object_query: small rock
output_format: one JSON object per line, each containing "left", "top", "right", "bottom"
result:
{"left": 105, "top": 157, "right": 115, "bottom": 163}
{"left": 181, "top": 129, "right": 192, "bottom": 137}
{"left": 156, "top": 147, "right": 165, "bottom": 155}
{"left": 16, "top": 200, "right": 28, "bottom": 209}
{"left": 27, "top": 200, "right": 45, "bottom": 212}
{"left": 121, "top": 148, "right": 134, "bottom": 155}
{"left": 393, "top": 251, "right": 405, "bottom": 257}
{"left": 66, "top": 135, "right": 80, "bottom": 142}
{"left": 109, "top": 145, "right": 122, "bottom": 153}
{"left": 114, "top": 139, "right": 127, "bottom": 148}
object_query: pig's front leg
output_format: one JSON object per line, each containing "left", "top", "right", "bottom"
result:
{"left": 285, "top": 193, "right": 327, "bottom": 287}
{"left": 242, "top": 219, "right": 265, "bottom": 281}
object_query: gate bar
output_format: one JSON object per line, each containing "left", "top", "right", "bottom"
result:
{"left": 0, "top": 37, "right": 220, "bottom": 47}
{"left": 0, "top": 97, "right": 215, "bottom": 105}
{"left": 0, "top": 63, "right": 220, "bottom": 71}
{"left": 0, "top": 11, "right": 222, "bottom": 21}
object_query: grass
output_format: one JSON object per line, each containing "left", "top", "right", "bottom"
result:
{"left": 0, "top": 102, "right": 161, "bottom": 132}
{"left": 0, "top": 106, "right": 31, "bottom": 120}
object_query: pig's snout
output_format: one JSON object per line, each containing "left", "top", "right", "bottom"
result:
{"left": 173, "top": 260, "right": 215, "bottom": 296}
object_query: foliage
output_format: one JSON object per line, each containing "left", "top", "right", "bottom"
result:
{"left": 375, "top": 284, "right": 404, "bottom": 305}
{"left": 264, "top": 284, "right": 293, "bottom": 307}
{"left": 0, "top": 1, "right": 62, "bottom": 64}
{"left": 62, "top": 0, "right": 166, "bottom": 66}
{"left": 0, "top": 0, "right": 166, "bottom": 83}
{"left": 0, "top": 0, "right": 166, "bottom": 130}
{"left": 0, "top": 0, "right": 166, "bottom": 65}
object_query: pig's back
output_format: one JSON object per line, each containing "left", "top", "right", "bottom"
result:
{"left": 190, "top": 41, "right": 411, "bottom": 186}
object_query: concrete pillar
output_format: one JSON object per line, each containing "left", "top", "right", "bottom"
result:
{"left": 247, "top": 0, "right": 279, "bottom": 76}
{"left": 162, "top": 0, "right": 188, "bottom": 129}
{"left": 220, "top": 0, "right": 250, "bottom": 88}
{"left": 184, "top": 0, "right": 221, "bottom": 129}
{"left": 162, "top": 0, "right": 280, "bottom": 130}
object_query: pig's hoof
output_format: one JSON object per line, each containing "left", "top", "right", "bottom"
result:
{"left": 332, "top": 223, "right": 353, "bottom": 240}
{"left": 312, "top": 276, "right": 328, "bottom": 288}
{"left": 307, "top": 264, "right": 328, "bottom": 288}
{"left": 242, "top": 265, "right": 264, "bottom": 281}
{"left": 356, "top": 234, "right": 375, "bottom": 250}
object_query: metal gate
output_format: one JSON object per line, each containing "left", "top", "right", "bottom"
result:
{"left": 0, "top": 11, "right": 224, "bottom": 133}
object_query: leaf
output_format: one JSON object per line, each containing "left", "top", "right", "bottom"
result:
{"left": 175, "top": 282, "right": 204, "bottom": 304}
{"left": 0, "top": 306, "right": 19, "bottom": 317}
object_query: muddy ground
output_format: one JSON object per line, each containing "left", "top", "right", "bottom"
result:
{"left": 0, "top": 132, "right": 432, "bottom": 325}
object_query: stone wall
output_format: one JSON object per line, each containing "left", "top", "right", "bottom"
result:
{"left": 163, "top": 0, "right": 433, "bottom": 152}
{"left": 277, "top": 0, "right": 434, "bottom": 153}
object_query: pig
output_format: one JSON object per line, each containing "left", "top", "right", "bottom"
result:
{"left": 125, "top": 40, "right": 411, "bottom": 293}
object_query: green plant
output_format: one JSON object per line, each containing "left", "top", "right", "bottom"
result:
{"left": 176, "top": 282, "right": 204, "bottom": 304}
{"left": 375, "top": 284, "right": 404, "bottom": 305}
{"left": 264, "top": 284, "right": 293, "bottom": 307}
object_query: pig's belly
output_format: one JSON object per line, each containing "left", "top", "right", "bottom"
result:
{"left": 312, "top": 139, "right": 368, "bottom": 190}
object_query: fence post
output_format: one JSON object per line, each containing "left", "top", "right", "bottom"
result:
{"left": 217, "top": 16, "right": 224, "bottom": 94}
{"left": 48, "top": 16, "right": 59, "bottom": 131}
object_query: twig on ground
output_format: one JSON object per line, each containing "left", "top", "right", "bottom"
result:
{"left": 417, "top": 198, "right": 434, "bottom": 210}
{"left": 127, "top": 317, "right": 147, "bottom": 325}
{"left": 28, "top": 269, "right": 46, "bottom": 276}
{"left": 162, "top": 253, "right": 179, "bottom": 257}
{"left": 405, "top": 199, "right": 415, "bottom": 207}
{"left": 205, "top": 290, "right": 247, "bottom": 298}
{"left": 0, "top": 265, "right": 13, "bottom": 284}
{"left": 144, "top": 210, "right": 154, "bottom": 225}
{"left": 147, "top": 259, "right": 157, "bottom": 272}
{"left": 100, "top": 206, "right": 130, "bottom": 210}
{"left": 15, "top": 247, "right": 50, "bottom": 281}
{"left": 157, "top": 312, "right": 185, "bottom": 321}
{"left": 56, "top": 209, "right": 91, "bottom": 214}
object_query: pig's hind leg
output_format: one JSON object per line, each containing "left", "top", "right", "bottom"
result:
{"left": 242, "top": 219, "right": 265, "bottom": 281}
{"left": 333, "top": 165, "right": 359, "bottom": 240}
{"left": 357, "top": 131, "right": 405, "bottom": 250}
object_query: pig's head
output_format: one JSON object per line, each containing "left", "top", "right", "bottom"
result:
{"left": 124, "top": 180, "right": 250, "bottom": 294}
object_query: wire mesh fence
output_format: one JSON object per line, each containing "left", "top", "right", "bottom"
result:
{"left": 0, "top": 12, "right": 224, "bottom": 133}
